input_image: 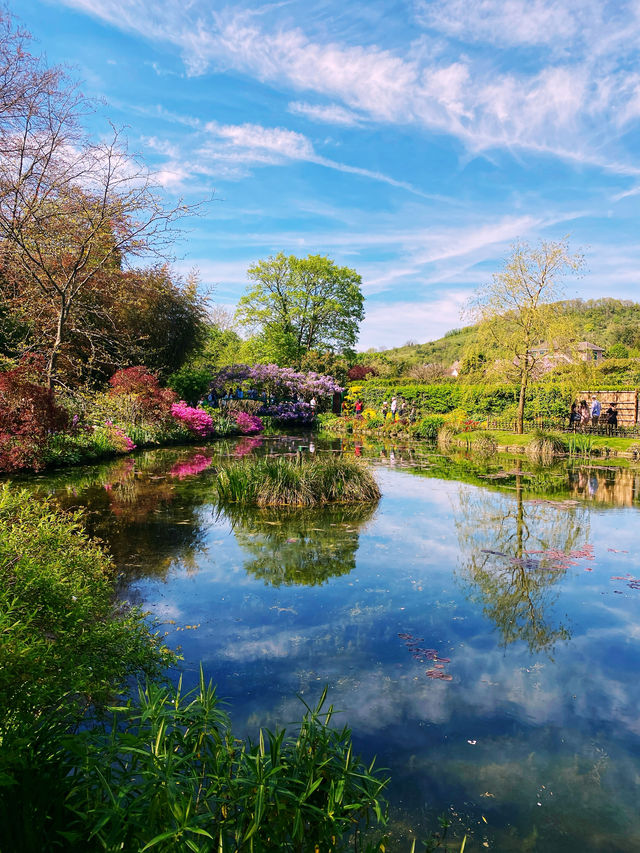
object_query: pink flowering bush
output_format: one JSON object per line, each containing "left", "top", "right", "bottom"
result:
{"left": 234, "top": 411, "right": 263, "bottom": 435}
{"left": 171, "top": 402, "right": 215, "bottom": 437}
{"left": 103, "top": 421, "right": 137, "bottom": 452}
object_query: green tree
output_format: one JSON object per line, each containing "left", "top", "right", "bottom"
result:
{"left": 469, "top": 240, "right": 583, "bottom": 433}
{"left": 236, "top": 253, "right": 364, "bottom": 366}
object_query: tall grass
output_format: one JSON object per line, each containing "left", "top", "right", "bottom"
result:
{"left": 525, "top": 429, "right": 567, "bottom": 464}
{"left": 214, "top": 456, "right": 381, "bottom": 507}
{"left": 64, "top": 678, "right": 389, "bottom": 852}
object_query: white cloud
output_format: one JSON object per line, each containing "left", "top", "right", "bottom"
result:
{"left": 57, "top": 0, "right": 640, "bottom": 169}
{"left": 288, "top": 100, "right": 365, "bottom": 125}
{"left": 414, "top": 0, "right": 583, "bottom": 48}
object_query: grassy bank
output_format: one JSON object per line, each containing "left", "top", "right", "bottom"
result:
{"left": 214, "top": 456, "right": 381, "bottom": 506}
{"left": 454, "top": 429, "right": 640, "bottom": 457}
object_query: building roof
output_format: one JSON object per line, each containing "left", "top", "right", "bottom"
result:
{"left": 530, "top": 340, "right": 604, "bottom": 353}
{"left": 576, "top": 341, "right": 604, "bottom": 351}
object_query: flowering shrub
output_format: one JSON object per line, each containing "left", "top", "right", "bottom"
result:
{"left": 109, "top": 367, "right": 176, "bottom": 424}
{"left": 211, "top": 363, "right": 343, "bottom": 401}
{"left": 0, "top": 361, "right": 69, "bottom": 471}
{"left": 234, "top": 411, "right": 264, "bottom": 434}
{"left": 102, "top": 421, "right": 137, "bottom": 452}
{"left": 260, "top": 401, "right": 315, "bottom": 424}
{"left": 170, "top": 402, "right": 214, "bottom": 437}
{"left": 347, "top": 365, "right": 376, "bottom": 381}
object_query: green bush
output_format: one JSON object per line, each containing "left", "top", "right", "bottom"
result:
{"left": 167, "top": 366, "right": 212, "bottom": 405}
{"left": 0, "top": 485, "right": 170, "bottom": 847}
{"left": 411, "top": 415, "right": 445, "bottom": 439}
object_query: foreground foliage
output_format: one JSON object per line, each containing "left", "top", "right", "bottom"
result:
{"left": 0, "top": 485, "right": 170, "bottom": 848}
{"left": 214, "top": 456, "right": 381, "bottom": 507}
{"left": 0, "top": 484, "right": 391, "bottom": 851}
{"left": 65, "top": 680, "right": 388, "bottom": 852}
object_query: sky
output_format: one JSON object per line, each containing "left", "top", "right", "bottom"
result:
{"left": 14, "top": 0, "right": 640, "bottom": 349}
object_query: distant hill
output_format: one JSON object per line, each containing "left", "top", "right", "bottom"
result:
{"left": 366, "top": 298, "right": 640, "bottom": 369}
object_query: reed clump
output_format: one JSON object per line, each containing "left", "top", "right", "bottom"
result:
{"left": 525, "top": 429, "right": 566, "bottom": 464}
{"left": 437, "top": 425, "right": 456, "bottom": 451}
{"left": 214, "top": 455, "right": 381, "bottom": 506}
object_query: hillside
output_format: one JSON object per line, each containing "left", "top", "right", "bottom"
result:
{"left": 367, "top": 298, "right": 640, "bottom": 369}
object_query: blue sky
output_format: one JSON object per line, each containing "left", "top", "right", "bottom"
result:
{"left": 15, "top": 0, "right": 640, "bottom": 349}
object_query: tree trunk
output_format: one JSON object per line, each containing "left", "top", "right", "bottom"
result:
{"left": 46, "top": 298, "right": 67, "bottom": 388}
{"left": 516, "top": 376, "right": 527, "bottom": 435}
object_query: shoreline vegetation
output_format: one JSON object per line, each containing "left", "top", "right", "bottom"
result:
{"left": 320, "top": 414, "right": 640, "bottom": 460}
{"left": 214, "top": 456, "right": 381, "bottom": 507}
{"left": 0, "top": 483, "right": 391, "bottom": 852}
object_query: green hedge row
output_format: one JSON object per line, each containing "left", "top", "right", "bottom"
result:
{"left": 350, "top": 381, "right": 606, "bottom": 420}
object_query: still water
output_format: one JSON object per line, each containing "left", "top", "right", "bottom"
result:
{"left": 24, "top": 436, "right": 640, "bottom": 851}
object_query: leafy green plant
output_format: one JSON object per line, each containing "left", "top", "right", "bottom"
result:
{"left": 0, "top": 485, "right": 171, "bottom": 849}
{"left": 411, "top": 415, "right": 445, "bottom": 440}
{"left": 64, "top": 679, "right": 389, "bottom": 852}
{"left": 567, "top": 433, "right": 593, "bottom": 457}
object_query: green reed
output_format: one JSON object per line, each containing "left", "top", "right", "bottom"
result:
{"left": 214, "top": 456, "right": 381, "bottom": 507}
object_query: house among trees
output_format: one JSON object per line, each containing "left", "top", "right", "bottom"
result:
{"left": 527, "top": 341, "right": 605, "bottom": 377}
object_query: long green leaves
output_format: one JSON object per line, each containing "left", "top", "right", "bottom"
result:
{"left": 214, "top": 456, "right": 381, "bottom": 507}
{"left": 64, "top": 676, "right": 389, "bottom": 852}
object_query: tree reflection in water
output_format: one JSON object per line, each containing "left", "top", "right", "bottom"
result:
{"left": 455, "top": 462, "right": 590, "bottom": 655}
{"left": 46, "top": 449, "right": 214, "bottom": 582}
{"left": 223, "top": 501, "right": 378, "bottom": 586}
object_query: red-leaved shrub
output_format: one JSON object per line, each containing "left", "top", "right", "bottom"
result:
{"left": 108, "top": 366, "right": 176, "bottom": 423}
{"left": 0, "top": 360, "right": 69, "bottom": 471}
{"left": 347, "top": 365, "right": 377, "bottom": 381}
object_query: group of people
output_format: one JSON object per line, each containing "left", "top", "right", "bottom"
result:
{"left": 569, "top": 397, "right": 618, "bottom": 433}
{"left": 352, "top": 395, "right": 416, "bottom": 422}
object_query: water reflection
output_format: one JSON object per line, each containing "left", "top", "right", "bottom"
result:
{"left": 9, "top": 439, "right": 640, "bottom": 851}
{"left": 455, "top": 464, "right": 589, "bottom": 654}
{"left": 224, "top": 502, "right": 377, "bottom": 586}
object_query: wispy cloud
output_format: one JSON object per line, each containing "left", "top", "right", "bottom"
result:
{"left": 58, "top": 0, "right": 640, "bottom": 169}
{"left": 288, "top": 100, "right": 365, "bottom": 126}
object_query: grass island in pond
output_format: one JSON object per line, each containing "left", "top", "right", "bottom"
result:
{"left": 213, "top": 455, "right": 381, "bottom": 506}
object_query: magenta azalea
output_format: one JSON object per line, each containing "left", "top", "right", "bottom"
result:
{"left": 171, "top": 402, "right": 215, "bottom": 437}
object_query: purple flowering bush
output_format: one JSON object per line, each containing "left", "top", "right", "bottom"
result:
{"left": 211, "top": 363, "right": 343, "bottom": 402}
{"left": 261, "top": 401, "right": 316, "bottom": 424}
{"left": 171, "top": 402, "right": 215, "bottom": 437}
{"left": 235, "top": 411, "right": 264, "bottom": 434}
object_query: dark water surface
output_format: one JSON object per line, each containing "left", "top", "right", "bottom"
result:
{"left": 21, "top": 436, "right": 640, "bottom": 851}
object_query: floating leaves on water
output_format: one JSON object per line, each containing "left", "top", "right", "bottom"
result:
{"left": 481, "top": 543, "right": 595, "bottom": 573}
{"left": 398, "top": 632, "right": 453, "bottom": 681}
{"left": 610, "top": 574, "right": 640, "bottom": 590}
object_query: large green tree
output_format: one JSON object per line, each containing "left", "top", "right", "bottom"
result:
{"left": 236, "top": 253, "right": 364, "bottom": 366}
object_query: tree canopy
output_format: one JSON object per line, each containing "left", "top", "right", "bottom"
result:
{"left": 468, "top": 239, "right": 583, "bottom": 432}
{"left": 236, "top": 253, "right": 364, "bottom": 366}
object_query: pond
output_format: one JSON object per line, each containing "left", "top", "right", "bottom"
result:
{"left": 20, "top": 435, "right": 640, "bottom": 851}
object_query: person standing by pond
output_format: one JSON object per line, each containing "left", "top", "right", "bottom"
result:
{"left": 390, "top": 397, "right": 398, "bottom": 421}
{"left": 591, "top": 396, "right": 601, "bottom": 426}
{"left": 569, "top": 402, "right": 580, "bottom": 430}
{"left": 580, "top": 399, "right": 590, "bottom": 430}
{"left": 354, "top": 399, "right": 363, "bottom": 418}
{"left": 381, "top": 400, "right": 389, "bottom": 419}
{"left": 604, "top": 402, "right": 618, "bottom": 435}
